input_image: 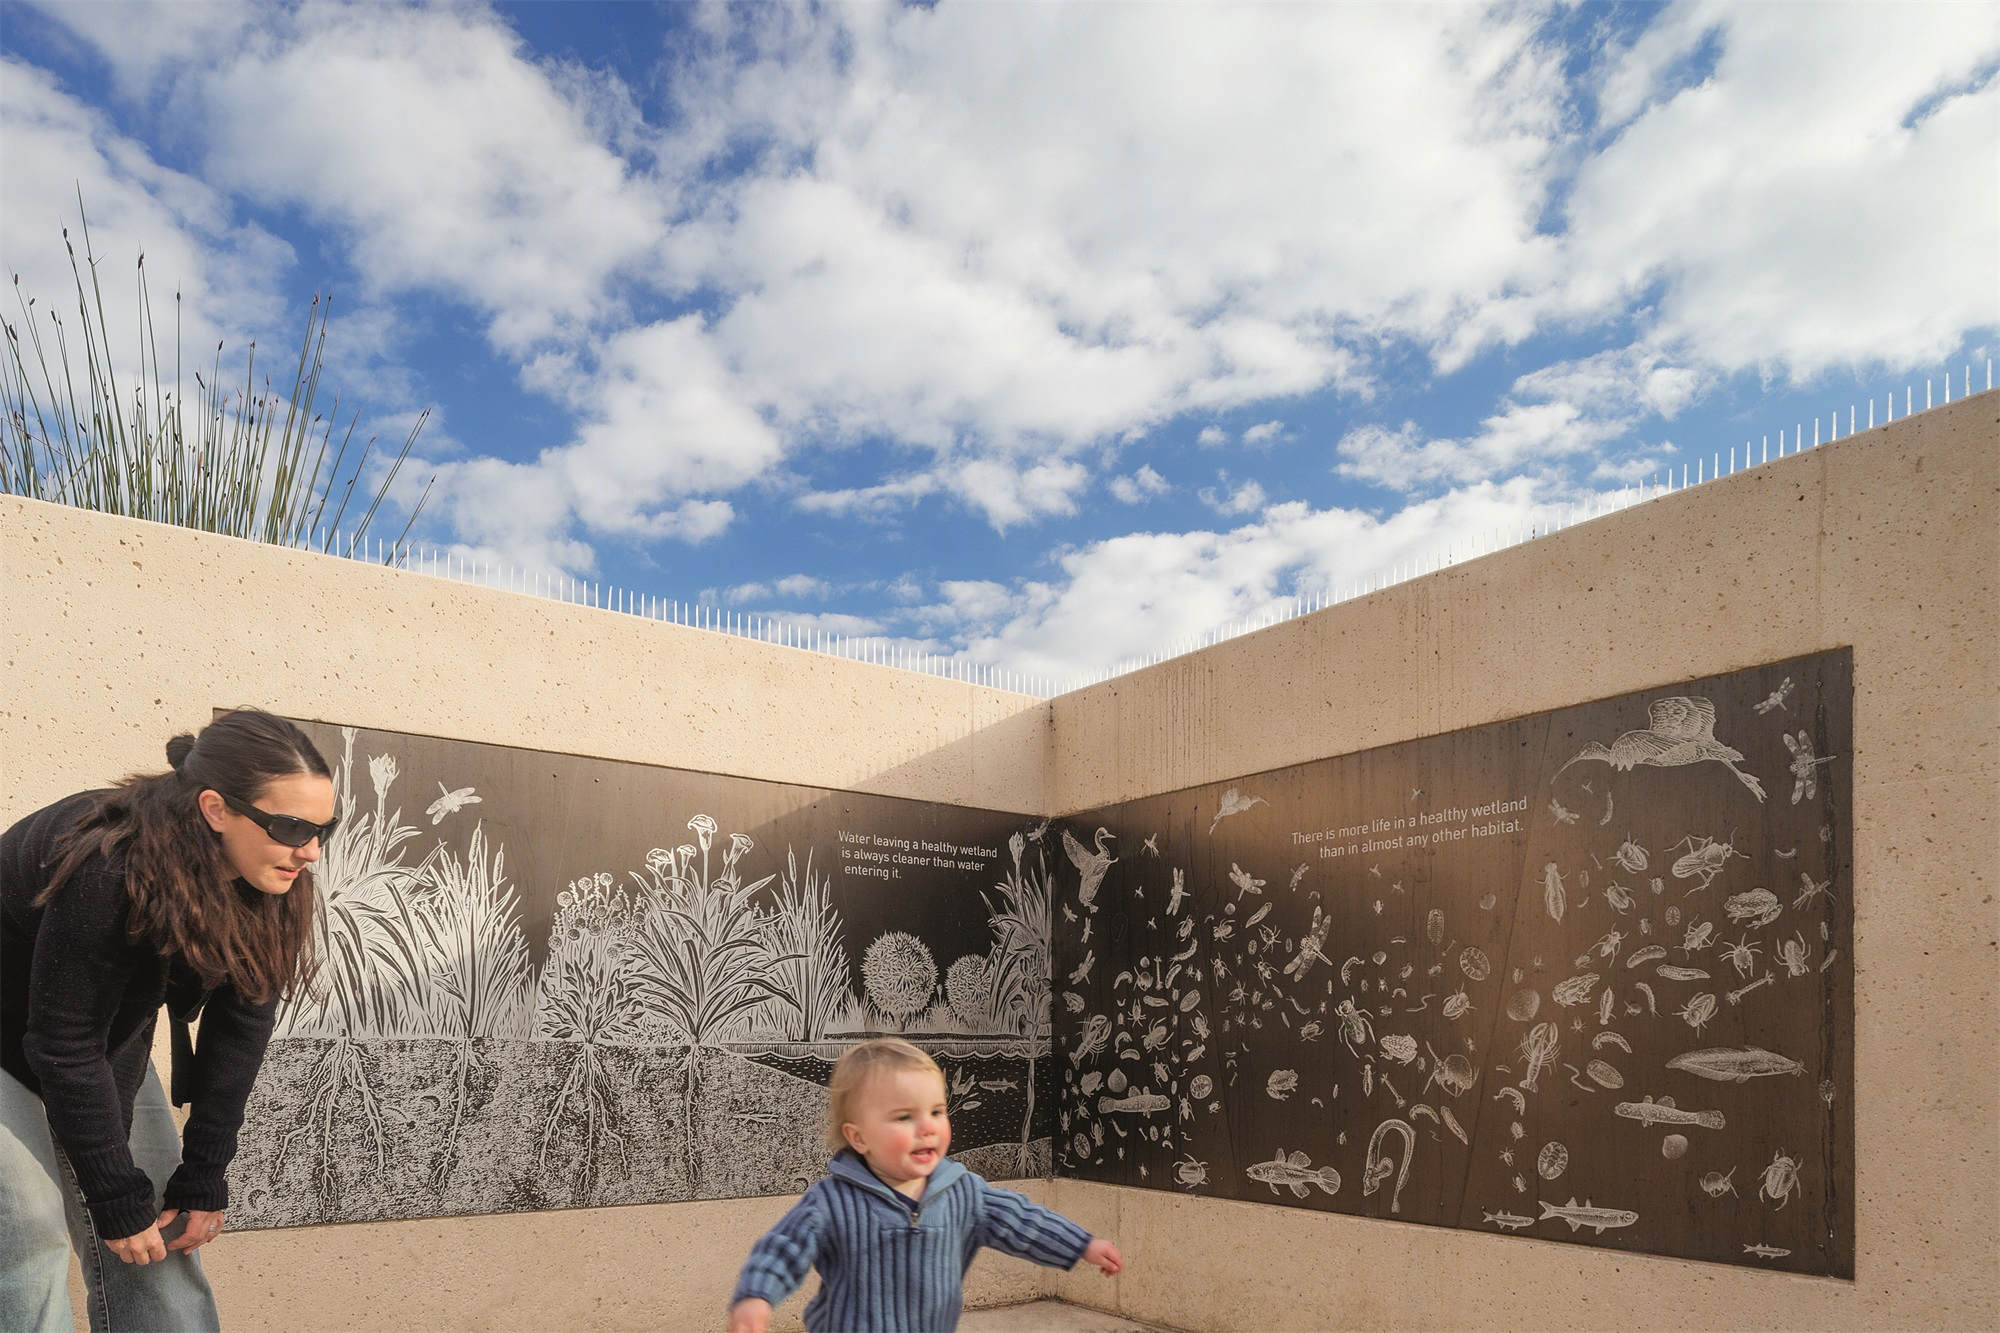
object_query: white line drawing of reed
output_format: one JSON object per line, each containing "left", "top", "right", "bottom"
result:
{"left": 273, "top": 732, "right": 434, "bottom": 1199}
{"left": 533, "top": 873, "right": 647, "bottom": 1204}
{"left": 1556, "top": 697, "right": 1766, "bottom": 801}
{"left": 757, "top": 848, "right": 851, "bottom": 1042}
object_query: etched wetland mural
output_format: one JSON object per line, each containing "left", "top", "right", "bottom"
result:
{"left": 1049, "top": 650, "right": 1854, "bottom": 1277}
{"left": 228, "top": 722, "right": 1052, "bottom": 1228}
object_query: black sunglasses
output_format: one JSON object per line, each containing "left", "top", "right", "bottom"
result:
{"left": 220, "top": 793, "right": 340, "bottom": 849}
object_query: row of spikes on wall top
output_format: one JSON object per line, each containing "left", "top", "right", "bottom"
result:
{"left": 337, "top": 362, "right": 1991, "bottom": 700}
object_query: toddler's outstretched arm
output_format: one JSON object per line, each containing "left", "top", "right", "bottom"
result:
{"left": 1083, "top": 1236, "right": 1124, "bottom": 1276}
{"left": 728, "top": 1297, "right": 773, "bottom": 1333}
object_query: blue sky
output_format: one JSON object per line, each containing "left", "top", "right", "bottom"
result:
{"left": 4, "top": 1, "right": 1995, "bottom": 682}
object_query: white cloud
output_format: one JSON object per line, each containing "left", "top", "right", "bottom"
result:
{"left": 1108, "top": 465, "right": 1170, "bottom": 505}
{"left": 1241, "top": 420, "right": 1285, "bottom": 446}
{"left": 935, "top": 480, "right": 1559, "bottom": 682}
{"left": 1197, "top": 426, "right": 1228, "bottom": 447}
{"left": 1553, "top": 1, "right": 2000, "bottom": 379}
{"left": 0, "top": 57, "right": 290, "bottom": 380}
{"left": 1199, "top": 476, "right": 1269, "bottom": 516}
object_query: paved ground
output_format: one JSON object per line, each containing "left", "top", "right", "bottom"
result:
{"left": 960, "top": 1299, "right": 1176, "bottom": 1332}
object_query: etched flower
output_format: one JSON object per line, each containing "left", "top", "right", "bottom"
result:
{"left": 367, "top": 753, "right": 399, "bottom": 801}
{"left": 687, "top": 814, "right": 717, "bottom": 853}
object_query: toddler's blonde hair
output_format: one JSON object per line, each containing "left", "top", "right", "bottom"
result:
{"left": 827, "top": 1037, "right": 943, "bottom": 1150}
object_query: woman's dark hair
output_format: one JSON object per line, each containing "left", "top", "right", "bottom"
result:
{"left": 40, "top": 709, "right": 328, "bottom": 1003}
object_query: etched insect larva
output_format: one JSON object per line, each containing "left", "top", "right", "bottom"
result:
{"left": 1544, "top": 863, "right": 1567, "bottom": 923}
{"left": 1626, "top": 945, "right": 1667, "bottom": 969}
{"left": 1427, "top": 908, "right": 1445, "bottom": 946}
{"left": 1592, "top": 1031, "right": 1632, "bottom": 1053}
{"left": 1727, "top": 974, "right": 1775, "bottom": 1005}
{"left": 1506, "top": 988, "right": 1542, "bottom": 1022}
{"left": 1634, "top": 981, "right": 1658, "bottom": 1014}
{"left": 1598, "top": 987, "right": 1616, "bottom": 1027}
{"left": 1657, "top": 965, "right": 1711, "bottom": 982}
{"left": 1537, "top": 1141, "right": 1569, "bottom": 1180}
{"left": 1440, "top": 1105, "right": 1470, "bottom": 1145}
{"left": 1585, "top": 1059, "right": 1625, "bottom": 1089}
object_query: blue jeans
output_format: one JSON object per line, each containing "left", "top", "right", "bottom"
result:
{"left": 0, "top": 1064, "right": 220, "bottom": 1333}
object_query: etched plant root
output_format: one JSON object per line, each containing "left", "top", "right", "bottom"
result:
{"left": 275, "top": 1037, "right": 387, "bottom": 1204}
{"left": 538, "top": 1040, "right": 628, "bottom": 1206}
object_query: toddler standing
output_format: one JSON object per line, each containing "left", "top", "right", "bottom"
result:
{"left": 728, "top": 1038, "right": 1122, "bottom": 1333}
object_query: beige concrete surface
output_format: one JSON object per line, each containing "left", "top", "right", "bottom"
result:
{"left": 5, "top": 390, "right": 1994, "bottom": 1332}
{"left": 1046, "top": 393, "right": 1998, "bottom": 1331}
{"left": 961, "top": 1299, "right": 1176, "bottom": 1332}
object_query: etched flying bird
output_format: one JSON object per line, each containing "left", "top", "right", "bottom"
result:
{"left": 1208, "top": 787, "right": 1267, "bottom": 834}
{"left": 1557, "top": 697, "right": 1765, "bottom": 801}
{"left": 426, "top": 783, "right": 482, "bottom": 825}
{"left": 1063, "top": 827, "right": 1118, "bottom": 908}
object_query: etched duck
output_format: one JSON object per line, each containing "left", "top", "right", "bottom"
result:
{"left": 1062, "top": 827, "right": 1118, "bottom": 908}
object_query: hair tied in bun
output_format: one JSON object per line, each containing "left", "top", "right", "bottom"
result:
{"left": 165, "top": 733, "right": 197, "bottom": 772}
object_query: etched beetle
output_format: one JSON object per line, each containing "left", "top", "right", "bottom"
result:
{"left": 1774, "top": 931, "right": 1812, "bottom": 977}
{"left": 1334, "top": 997, "right": 1376, "bottom": 1055}
{"left": 1173, "top": 1155, "right": 1210, "bottom": 1189}
{"left": 1681, "top": 918, "right": 1716, "bottom": 955}
{"left": 1669, "top": 831, "right": 1746, "bottom": 892}
{"left": 1759, "top": 1149, "right": 1802, "bottom": 1209}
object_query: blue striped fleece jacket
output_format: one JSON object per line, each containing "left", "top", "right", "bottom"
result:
{"left": 731, "top": 1151, "right": 1092, "bottom": 1332}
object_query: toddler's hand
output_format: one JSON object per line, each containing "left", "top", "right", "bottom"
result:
{"left": 1083, "top": 1236, "right": 1123, "bottom": 1276}
{"left": 729, "top": 1297, "right": 772, "bottom": 1333}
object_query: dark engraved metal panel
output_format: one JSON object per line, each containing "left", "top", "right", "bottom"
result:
{"left": 228, "top": 720, "right": 1054, "bottom": 1228}
{"left": 1051, "top": 651, "right": 1853, "bottom": 1276}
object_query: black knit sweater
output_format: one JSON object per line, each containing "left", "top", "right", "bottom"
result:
{"left": 1, "top": 791, "right": 279, "bottom": 1239}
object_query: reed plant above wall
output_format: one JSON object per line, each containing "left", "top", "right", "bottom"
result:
{"left": 2, "top": 206, "right": 431, "bottom": 561}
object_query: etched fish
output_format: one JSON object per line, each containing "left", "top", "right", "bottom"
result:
{"left": 1613, "top": 1095, "right": 1726, "bottom": 1129}
{"left": 1098, "top": 1092, "right": 1171, "bottom": 1114}
{"left": 1538, "top": 1198, "right": 1639, "bottom": 1234}
{"left": 1666, "top": 1046, "right": 1806, "bottom": 1083}
{"left": 1482, "top": 1210, "right": 1533, "bottom": 1231}
{"left": 1245, "top": 1149, "right": 1341, "bottom": 1198}
{"left": 1742, "top": 1243, "right": 1792, "bottom": 1259}
{"left": 977, "top": 1078, "right": 1018, "bottom": 1092}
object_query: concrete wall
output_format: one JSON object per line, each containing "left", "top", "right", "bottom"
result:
{"left": 4, "top": 389, "right": 1992, "bottom": 1331}
{"left": 0, "top": 497, "right": 1052, "bottom": 1332}
{"left": 1042, "top": 390, "right": 1998, "bottom": 1331}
